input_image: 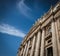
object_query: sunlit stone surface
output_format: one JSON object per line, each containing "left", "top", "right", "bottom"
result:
{"left": 17, "top": 2, "right": 60, "bottom": 56}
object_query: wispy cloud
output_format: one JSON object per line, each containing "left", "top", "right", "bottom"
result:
{"left": 0, "top": 24, "right": 26, "bottom": 38}
{"left": 17, "top": 0, "right": 34, "bottom": 18}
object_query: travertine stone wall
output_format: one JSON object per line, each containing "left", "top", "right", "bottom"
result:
{"left": 17, "top": 2, "right": 60, "bottom": 56}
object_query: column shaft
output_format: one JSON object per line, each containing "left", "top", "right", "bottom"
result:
{"left": 25, "top": 40, "right": 30, "bottom": 56}
{"left": 34, "top": 31, "right": 41, "bottom": 56}
{"left": 55, "top": 20, "right": 60, "bottom": 56}
{"left": 23, "top": 43, "right": 27, "bottom": 56}
{"left": 20, "top": 48, "right": 23, "bottom": 56}
{"left": 30, "top": 35, "right": 36, "bottom": 56}
{"left": 51, "top": 20, "right": 58, "bottom": 56}
{"left": 40, "top": 28, "right": 45, "bottom": 56}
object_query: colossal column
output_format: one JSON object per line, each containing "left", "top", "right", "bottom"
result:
{"left": 34, "top": 30, "right": 41, "bottom": 56}
{"left": 25, "top": 40, "right": 30, "bottom": 56}
{"left": 20, "top": 48, "right": 23, "bottom": 56}
{"left": 51, "top": 19, "right": 58, "bottom": 56}
{"left": 40, "top": 28, "right": 45, "bottom": 56}
{"left": 55, "top": 19, "right": 60, "bottom": 56}
{"left": 23, "top": 43, "right": 27, "bottom": 56}
{"left": 30, "top": 35, "right": 36, "bottom": 56}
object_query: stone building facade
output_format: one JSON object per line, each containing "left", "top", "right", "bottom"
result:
{"left": 17, "top": 1, "right": 60, "bottom": 56}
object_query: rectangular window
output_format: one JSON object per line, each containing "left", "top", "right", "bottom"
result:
{"left": 47, "top": 47, "right": 53, "bottom": 56}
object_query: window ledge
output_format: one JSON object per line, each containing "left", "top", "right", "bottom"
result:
{"left": 45, "top": 32, "right": 52, "bottom": 39}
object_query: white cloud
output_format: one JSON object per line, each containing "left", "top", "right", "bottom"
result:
{"left": 0, "top": 24, "right": 26, "bottom": 38}
{"left": 17, "top": 0, "right": 33, "bottom": 18}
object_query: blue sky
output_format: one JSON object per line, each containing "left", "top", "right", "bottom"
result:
{"left": 0, "top": 0, "right": 58, "bottom": 56}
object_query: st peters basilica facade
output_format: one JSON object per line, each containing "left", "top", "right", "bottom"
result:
{"left": 17, "top": 1, "right": 60, "bottom": 56}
